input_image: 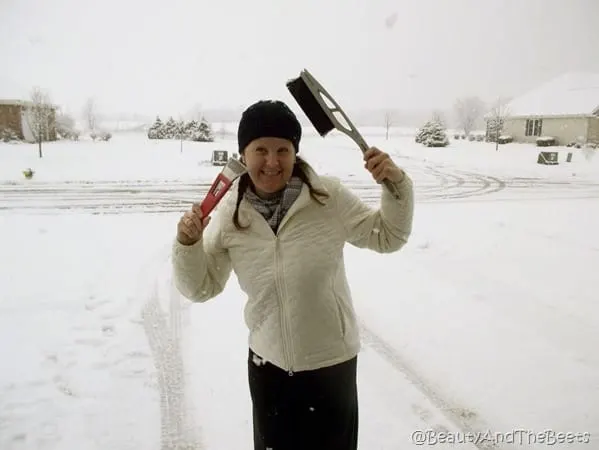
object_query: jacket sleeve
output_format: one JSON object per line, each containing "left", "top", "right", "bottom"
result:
{"left": 334, "top": 172, "right": 414, "bottom": 253}
{"left": 171, "top": 210, "right": 233, "bottom": 302}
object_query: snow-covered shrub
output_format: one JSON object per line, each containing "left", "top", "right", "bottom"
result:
{"left": 567, "top": 137, "right": 586, "bottom": 149}
{"left": 426, "top": 129, "right": 449, "bottom": 147}
{"left": 57, "top": 128, "right": 80, "bottom": 140}
{"left": 536, "top": 136, "right": 557, "bottom": 147}
{"left": 416, "top": 120, "right": 449, "bottom": 147}
{"left": 55, "top": 112, "right": 80, "bottom": 140}
{"left": 1, "top": 128, "right": 20, "bottom": 142}
{"left": 56, "top": 123, "right": 80, "bottom": 141}
{"left": 90, "top": 131, "right": 112, "bottom": 141}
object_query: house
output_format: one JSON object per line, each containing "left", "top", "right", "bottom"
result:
{"left": 486, "top": 72, "right": 599, "bottom": 145}
{"left": 0, "top": 99, "right": 57, "bottom": 142}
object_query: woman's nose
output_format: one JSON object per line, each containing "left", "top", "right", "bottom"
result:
{"left": 264, "top": 153, "right": 280, "bottom": 166}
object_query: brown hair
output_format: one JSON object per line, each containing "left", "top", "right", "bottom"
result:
{"left": 232, "top": 156, "right": 329, "bottom": 230}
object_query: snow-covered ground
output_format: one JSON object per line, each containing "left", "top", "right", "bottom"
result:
{"left": 1, "top": 131, "right": 598, "bottom": 449}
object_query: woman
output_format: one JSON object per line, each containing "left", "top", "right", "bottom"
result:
{"left": 172, "top": 100, "right": 414, "bottom": 450}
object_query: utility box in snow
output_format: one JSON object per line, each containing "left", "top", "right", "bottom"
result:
{"left": 566, "top": 152, "right": 573, "bottom": 162}
{"left": 537, "top": 151, "right": 558, "bottom": 165}
{"left": 211, "top": 150, "right": 228, "bottom": 166}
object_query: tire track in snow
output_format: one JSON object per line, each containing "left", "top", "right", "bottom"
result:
{"left": 420, "top": 166, "right": 506, "bottom": 200}
{"left": 142, "top": 279, "right": 204, "bottom": 450}
{"left": 419, "top": 165, "right": 466, "bottom": 194}
{"left": 359, "top": 323, "right": 502, "bottom": 450}
{"left": 1, "top": 167, "right": 599, "bottom": 214}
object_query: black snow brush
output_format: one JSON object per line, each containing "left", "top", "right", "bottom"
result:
{"left": 286, "top": 69, "right": 401, "bottom": 199}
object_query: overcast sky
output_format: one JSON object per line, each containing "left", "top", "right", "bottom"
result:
{"left": 1, "top": 0, "right": 597, "bottom": 118}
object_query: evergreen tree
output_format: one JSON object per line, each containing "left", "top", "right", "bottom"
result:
{"left": 184, "top": 120, "right": 198, "bottom": 140}
{"left": 147, "top": 115, "right": 216, "bottom": 142}
{"left": 162, "top": 117, "right": 178, "bottom": 139}
{"left": 175, "top": 120, "right": 186, "bottom": 140}
{"left": 424, "top": 121, "right": 449, "bottom": 147}
{"left": 486, "top": 117, "right": 504, "bottom": 142}
{"left": 197, "top": 117, "right": 214, "bottom": 142}
{"left": 147, "top": 116, "right": 164, "bottom": 139}
{"left": 415, "top": 121, "right": 434, "bottom": 144}
{"left": 415, "top": 119, "right": 449, "bottom": 147}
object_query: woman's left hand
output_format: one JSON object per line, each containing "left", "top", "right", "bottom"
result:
{"left": 363, "top": 147, "right": 405, "bottom": 183}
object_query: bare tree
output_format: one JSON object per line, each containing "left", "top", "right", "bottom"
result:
{"left": 384, "top": 111, "right": 393, "bottom": 140}
{"left": 26, "top": 87, "right": 55, "bottom": 158}
{"left": 486, "top": 97, "right": 510, "bottom": 151}
{"left": 454, "top": 96, "right": 485, "bottom": 137}
{"left": 83, "top": 97, "right": 97, "bottom": 133}
{"left": 431, "top": 109, "right": 446, "bottom": 126}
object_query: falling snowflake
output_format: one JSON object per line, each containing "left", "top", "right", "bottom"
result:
{"left": 384, "top": 12, "right": 398, "bottom": 29}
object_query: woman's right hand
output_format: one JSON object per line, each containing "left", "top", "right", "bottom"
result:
{"left": 176, "top": 203, "right": 212, "bottom": 246}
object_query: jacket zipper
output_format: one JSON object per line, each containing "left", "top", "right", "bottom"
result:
{"left": 274, "top": 237, "right": 295, "bottom": 376}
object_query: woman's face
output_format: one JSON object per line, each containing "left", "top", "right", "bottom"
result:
{"left": 242, "top": 137, "right": 296, "bottom": 197}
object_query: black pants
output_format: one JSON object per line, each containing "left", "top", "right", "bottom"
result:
{"left": 248, "top": 348, "right": 359, "bottom": 450}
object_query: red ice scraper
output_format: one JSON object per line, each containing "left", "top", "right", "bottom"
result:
{"left": 199, "top": 156, "right": 247, "bottom": 217}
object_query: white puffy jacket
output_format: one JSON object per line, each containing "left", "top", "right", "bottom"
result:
{"left": 172, "top": 164, "right": 414, "bottom": 373}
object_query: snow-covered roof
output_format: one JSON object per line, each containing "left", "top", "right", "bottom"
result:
{"left": 500, "top": 72, "right": 599, "bottom": 118}
{"left": 0, "top": 99, "right": 33, "bottom": 106}
{"left": 0, "top": 99, "right": 58, "bottom": 109}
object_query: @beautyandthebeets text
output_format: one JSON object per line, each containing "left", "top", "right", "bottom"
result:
{"left": 411, "top": 429, "right": 591, "bottom": 446}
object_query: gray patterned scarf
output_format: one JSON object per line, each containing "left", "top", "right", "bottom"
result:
{"left": 244, "top": 176, "right": 303, "bottom": 233}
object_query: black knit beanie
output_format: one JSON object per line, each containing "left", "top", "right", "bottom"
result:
{"left": 237, "top": 100, "right": 301, "bottom": 154}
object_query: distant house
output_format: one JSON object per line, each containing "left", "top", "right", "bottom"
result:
{"left": 0, "top": 99, "right": 57, "bottom": 142}
{"left": 486, "top": 73, "right": 599, "bottom": 145}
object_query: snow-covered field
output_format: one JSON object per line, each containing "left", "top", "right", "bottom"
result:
{"left": 1, "top": 130, "right": 598, "bottom": 449}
